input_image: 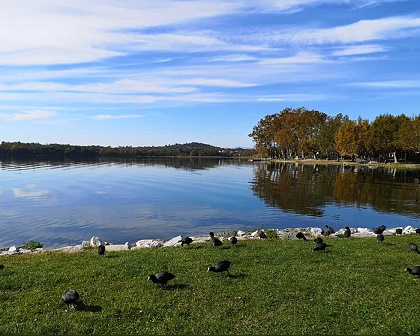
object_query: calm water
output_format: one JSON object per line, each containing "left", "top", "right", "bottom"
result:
{"left": 1, "top": 158, "right": 420, "bottom": 249}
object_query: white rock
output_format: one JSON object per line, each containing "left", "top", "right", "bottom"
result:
{"left": 90, "top": 236, "right": 102, "bottom": 247}
{"left": 104, "top": 244, "right": 129, "bottom": 251}
{"left": 82, "top": 241, "right": 90, "bottom": 248}
{"left": 163, "top": 235, "right": 182, "bottom": 247}
{"left": 20, "top": 248, "right": 32, "bottom": 254}
{"left": 8, "top": 246, "right": 17, "bottom": 252}
{"left": 237, "top": 230, "right": 246, "bottom": 236}
{"left": 310, "top": 227, "right": 322, "bottom": 236}
{"left": 150, "top": 240, "right": 163, "bottom": 248}
{"left": 403, "top": 226, "right": 414, "bottom": 234}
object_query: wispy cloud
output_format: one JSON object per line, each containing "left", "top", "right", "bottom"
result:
{"left": 332, "top": 44, "right": 389, "bottom": 56}
{"left": 349, "top": 80, "right": 420, "bottom": 88}
{"left": 93, "top": 114, "right": 145, "bottom": 120}
{"left": 9, "top": 110, "right": 57, "bottom": 121}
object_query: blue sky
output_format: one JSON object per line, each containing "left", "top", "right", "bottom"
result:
{"left": 0, "top": 0, "right": 419, "bottom": 148}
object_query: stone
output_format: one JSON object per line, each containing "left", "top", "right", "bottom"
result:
{"left": 104, "top": 244, "right": 129, "bottom": 251}
{"left": 237, "top": 230, "right": 246, "bottom": 236}
{"left": 90, "top": 236, "right": 102, "bottom": 247}
{"left": 310, "top": 227, "right": 323, "bottom": 236}
{"left": 82, "top": 241, "right": 90, "bottom": 248}
{"left": 163, "top": 235, "right": 182, "bottom": 247}
{"left": 403, "top": 225, "right": 415, "bottom": 234}
{"left": 8, "top": 246, "right": 18, "bottom": 252}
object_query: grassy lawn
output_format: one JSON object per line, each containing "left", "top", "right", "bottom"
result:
{"left": 1, "top": 234, "right": 420, "bottom": 334}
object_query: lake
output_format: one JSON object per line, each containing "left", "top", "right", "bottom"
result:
{"left": 1, "top": 158, "right": 420, "bottom": 249}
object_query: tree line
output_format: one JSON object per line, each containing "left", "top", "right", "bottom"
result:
{"left": 249, "top": 107, "right": 420, "bottom": 163}
{"left": 0, "top": 141, "right": 256, "bottom": 159}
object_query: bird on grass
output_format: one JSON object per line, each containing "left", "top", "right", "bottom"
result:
{"left": 147, "top": 272, "right": 175, "bottom": 289}
{"left": 208, "top": 260, "right": 232, "bottom": 276}
{"left": 373, "top": 225, "right": 386, "bottom": 234}
{"left": 62, "top": 289, "right": 80, "bottom": 309}
{"left": 344, "top": 226, "right": 351, "bottom": 238}
{"left": 314, "top": 237, "right": 323, "bottom": 244}
{"left": 409, "top": 242, "right": 420, "bottom": 254}
{"left": 313, "top": 242, "right": 330, "bottom": 252}
{"left": 209, "top": 232, "right": 223, "bottom": 247}
{"left": 256, "top": 230, "right": 267, "bottom": 239}
{"left": 416, "top": 228, "right": 420, "bottom": 235}
{"left": 180, "top": 236, "right": 193, "bottom": 247}
{"left": 229, "top": 236, "right": 238, "bottom": 246}
{"left": 405, "top": 266, "right": 420, "bottom": 279}
{"left": 377, "top": 233, "right": 385, "bottom": 243}
{"left": 98, "top": 244, "right": 105, "bottom": 256}
{"left": 296, "top": 232, "right": 307, "bottom": 240}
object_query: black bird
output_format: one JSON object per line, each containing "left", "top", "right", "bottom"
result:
{"left": 209, "top": 232, "right": 223, "bottom": 247}
{"left": 147, "top": 272, "right": 175, "bottom": 289}
{"left": 180, "top": 236, "right": 193, "bottom": 247}
{"left": 313, "top": 242, "right": 329, "bottom": 252}
{"left": 405, "top": 266, "right": 420, "bottom": 278}
{"left": 409, "top": 242, "right": 420, "bottom": 254}
{"left": 344, "top": 226, "right": 351, "bottom": 238}
{"left": 256, "top": 230, "right": 267, "bottom": 239}
{"left": 373, "top": 225, "right": 386, "bottom": 234}
{"left": 416, "top": 228, "right": 420, "bottom": 235}
{"left": 322, "top": 225, "right": 335, "bottom": 236}
{"left": 0, "top": 264, "right": 4, "bottom": 270}
{"left": 97, "top": 244, "right": 105, "bottom": 256}
{"left": 229, "top": 236, "right": 238, "bottom": 246}
{"left": 395, "top": 228, "right": 403, "bottom": 235}
{"left": 377, "top": 233, "right": 384, "bottom": 243}
{"left": 62, "top": 289, "right": 80, "bottom": 309}
{"left": 296, "top": 232, "right": 307, "bottom": 240}
{"left": 314, "top": 237, "right": 323, "bottom": 244}
{"left": 208, "top": 260, "right": 232, "bottom": 276}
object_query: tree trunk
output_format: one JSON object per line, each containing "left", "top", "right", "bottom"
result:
{"left": 393, "top": 151, "right": 398, "bottom": 163}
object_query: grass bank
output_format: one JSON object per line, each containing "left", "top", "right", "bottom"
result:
{"left": 1, "top": 235, "right": 420, "bottom": 334}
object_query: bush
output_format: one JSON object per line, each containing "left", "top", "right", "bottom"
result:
{"left": 22, "top": 240, "right": 43, "bottom": 250}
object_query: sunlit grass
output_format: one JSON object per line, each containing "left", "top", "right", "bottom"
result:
{"left": 1, "top": 235, "right": 420, "bottom": 334}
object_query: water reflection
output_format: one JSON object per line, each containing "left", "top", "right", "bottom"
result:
{"left": 251, "top": 162, "right": 420, "bottom": 218}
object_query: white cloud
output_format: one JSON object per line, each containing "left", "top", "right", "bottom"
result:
{"left": 10, "top": 110, "right": 57, "bottom": 121}
{"left": 13, "top": 184, "right": 50, "bottom": 198}
{"left": 93, "top": 114, "right": 145, "bottom": 120}
{"left": 332, "top": 44, "right": 389, "bottom": 56}
{"left": 349, "top": 80, "right": 420, "bottom": 88}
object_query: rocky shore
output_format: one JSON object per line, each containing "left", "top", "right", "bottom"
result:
{"left": 1, "top": 225, "right": 419, "bottom": 256}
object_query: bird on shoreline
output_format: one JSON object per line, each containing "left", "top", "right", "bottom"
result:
{"left": 229, "top": 236, "right": 238, "bottom": 246}
{"left": 62, "top": 289, "right": 80, "bottom": 309}
{"left": 416, "top": 228, "right": 420, "bottom": 235}
{"left": 405, "top": 266, "right": 420, "bottom": 278}
{"left": 180, "top": 236, "right": 193, "bottom": 247}
{"left": 209, "top": 232, "right": 223, "bottom": 247}
{"left": 296, "top": 232, "right": 307, "bottom": 240}
{"left": 344, "top": 226, "right": 351, "bottom": 238}
{"left": 208, "top": 260, "right": 231, "bottom": 276}
{"left": 377, "top": 233, "right": 384, "bottom": 243}
{"left": 322, "top": 225, "right": 335, "bottom": 236}
{"left": 98, "top": 244, "right": 105, "bottom": 256}
{"left": 409, "top": 242, "right": 419, "bottom": 254}
{"left": 395, "top": 228, "right": 403, "bottom": 235}
{"left": 255, "top": 230, "right": 267, "bottom": 239}
{"left": 148, "top": 272, "right": 175, "bottom": 289}
{"left": 373, "top": 225, "right": 386, "bottom": 234}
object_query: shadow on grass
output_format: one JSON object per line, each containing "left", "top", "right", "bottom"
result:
{"left": 75, "top": 302, "right": 103, "bottom": 313}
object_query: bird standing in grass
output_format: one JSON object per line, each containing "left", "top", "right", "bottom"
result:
{"left": 373, "top": 225, "right": 386, "bottom": 234}
{"left": 344, "top": 226, "right": 351, "bottom": 238}
{"left": 409, "top": 242, "right": 420, "bottom": 254}
{"left": 98, "top": 244, "right": 105, "bottom": 256}
{"left": 147, "top": 272, "right": 175, "bottom": 289}
{"left": 405, "top": 266, "right": 420, "bottom": 278}
{"left": 229, "top": 236, "right": 238, "bottom": 246}
{"left": 180, "top": 236, "right": 193, "bottom": 247}
{"left": 313, "top": 242, "right": 329, "bottom": 252}
{"left": 314, "top": 237, "right": 323, "bottom": 244}
{"left": 62, "top": 289, "right": 80, "bottom": 309}
{"left": 208, "top": 260, "right": 232, "bottom": 276}
{"left": 209, "top": 232, "right": 223, "bottom": 247}
{"left": 377, "top": 233, "right": 384, "bottom": 243}
{"left": 296, "top": 232, "right": 307, "bottom": 240}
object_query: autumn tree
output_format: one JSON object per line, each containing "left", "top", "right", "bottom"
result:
{"left": 335, "top": 117, "right": 370, "bottom": 160}
{"left": 367, "top": 114, "right": 409, "bottom": 163}
{"left": 316, "top": 113, "right": 348, "bottom": 159}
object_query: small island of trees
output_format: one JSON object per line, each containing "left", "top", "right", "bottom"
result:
{"left": 249, "top": 107, "right": 420, "bottom": 163}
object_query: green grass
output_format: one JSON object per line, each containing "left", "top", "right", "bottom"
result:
{"left": 1, "top": 235, "right": 420, "bottom": 334}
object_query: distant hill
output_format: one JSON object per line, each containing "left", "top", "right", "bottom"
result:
{"left": 0, "top": 141, "right": 256, "bottom": 159}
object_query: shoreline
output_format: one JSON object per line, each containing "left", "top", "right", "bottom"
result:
{"left": 1, "top": 225, "right": 418, "bottom": 256}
